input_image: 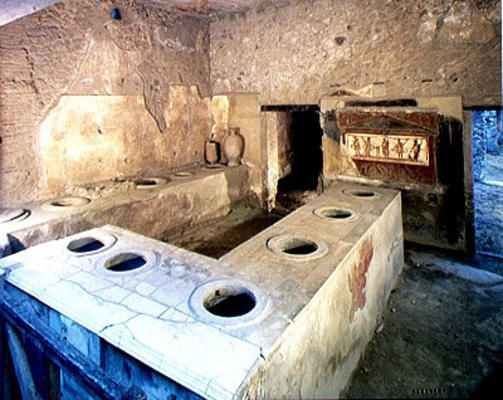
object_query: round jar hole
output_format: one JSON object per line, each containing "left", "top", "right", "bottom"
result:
{"left": 67, "top": 237, "right": 105, "bottom": 253}
{"left": 133, "top": 177, "right": 167, "bottom": 188}
{"left": 204, "top": 287, "right": 256, "bottom": 317}
{"left": 0, "top": 208, "right": 29, "bottom": 224}
{"left": 50, "top": 196, "right": 90, "bottom": 207}
{"left": 316, "top": 208, "right": 353, "bottom": 220}
{"left": 135, "top": 179, "right": 156, "bottom": 186}
{"left": 105, "top": 253, "right": 146, "bottom": 272}
{"left": 350, "top": 190, "right": 376, "bottom": 198}
{"left": 280, "top": 238, "right": 318, "bottom": 255}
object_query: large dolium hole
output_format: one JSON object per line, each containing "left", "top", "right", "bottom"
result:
{"left": 204, "top": 287, "right": 257, "bottom": 317}
{"left": 50, "top": 196, "right": 90, "bottom": 207}
{"left": 105, "top": 252, "right": 146, "bottom": 272}
{"left": 0, "top": 208, "right": 29, "bottom": 224}
{"left": 317, "top": 207, "right": 353, "bottom": 220}
{"left": 280, "top": 237, "right": 318, "bottom": 255}
{"left": 134, "top": 179, "right": 157, "bottom": 186}
{"left": 67, "top": 237, "right": 105, "bottom": 253}
{"left": 350, "top": 190, "right": 376, "bottom": 198}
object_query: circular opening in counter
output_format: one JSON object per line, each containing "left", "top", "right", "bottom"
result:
{"left": 136, "top": 179, "right": 156, "bottom": 186}
{"left": 267, "top": 234, "right": 328, "bottom": 261}
{"left": 45, "top": 196, "right": 91, "bottom": 210}
{"left": 67, "top": 237, "right": 105, "bottom": 253}
{"left": 172, "top": 171, "right": 195, "bottom": 179}
{"left": 313, "top": 206, "right": 355, "bottom": 221}
{"left": 349, "top": 190, "right": 377, "bottom": 198}
{"left": 65, "top": 231, "right": 117, "bottom": 257}
{"left": 133, "top": 177, "right": 168, "bottom": 189}
{"left": 203, "top": 286, "right": 257, "bottom": 317}
{"left": 105, "top": 252, "right": 146, "bottom": 272}
{"left": 0, "top": 208, "right": 30, "bottom": 224}
{"left": 189, "top": 279, "right": 269, "bottom": 327}
{"left": 281, "top": 238, "right": 318, "bottom": 255}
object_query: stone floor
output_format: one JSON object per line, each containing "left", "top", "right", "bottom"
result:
{"left": 474, "top": 180, "right": 503, "bottom": 257}
{"left": 346, "top": 247, "right": 503, "bottom": 399}
{"left": 474, "top": 148, "right": 503, "bottom": 256}
{"left": 162, "top": 191, "right": 319, "bottom": 259}
{"left": 483, "top": 151, "right": 503, "bottom": 183}
{"left": 162, "top": 201, "right": 283, "bottom": 258}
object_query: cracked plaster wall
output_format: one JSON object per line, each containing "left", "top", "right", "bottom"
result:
{"left": 210, "top": 0, "right": 501, "bottom": 106}
{"left": 0, "top": 0, "right": 211, "bottom": 206}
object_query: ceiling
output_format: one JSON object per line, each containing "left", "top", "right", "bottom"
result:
{"left": 140, "top": 0, "right": 283, "bottom": 16}
{"left": 0, "top": 0, "right": 282, "bottom": 27}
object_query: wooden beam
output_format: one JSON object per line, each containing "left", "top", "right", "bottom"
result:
{"left": 5, "top": 323, "right": 40, "bottom": 400}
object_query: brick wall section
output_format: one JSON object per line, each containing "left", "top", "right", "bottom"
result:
{"left": 210, "top": 0, "right": 501, "bottom": 106}
{"left": 0, "top": 0, "right": 210, "bottom": 206}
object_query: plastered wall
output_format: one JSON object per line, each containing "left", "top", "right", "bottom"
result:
{"left": 210, "top": 0, "right": 501, "bottom": 107}
{"left": 0, "top": 0, "right": 211, "bottom": 206}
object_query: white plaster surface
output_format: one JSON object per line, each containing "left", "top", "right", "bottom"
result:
{"left": 0, "top": 0, "right": 61, "bottom": 26}
{"left": 0, "top": 226, "right": 262, "bottom": 400}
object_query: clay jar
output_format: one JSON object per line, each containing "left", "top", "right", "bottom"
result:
{"left": 223, "top": 128, "right": 244, "bottom": 167}
{"left": 204, "top": 140, "right": 220, "bottom": 164}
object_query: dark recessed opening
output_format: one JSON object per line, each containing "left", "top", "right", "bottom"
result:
{"left": 110, "top": 8, "right": 121, "bottom": 20}
{"left": 135, "top": 179, "right": 156, "bottom": 186}
{"left": 50, "top": 197, "right": 90, "bottom": 207}
{"left": 427, "top": 193, "right": 439, "bottom": 206}
{"left": 321, "top": 209, "right": 353, "bottom": 219}
{"left": 106, "top": 253, "right": 146, "bottom": 272}
{"left": 0, "top": 208, "right": 29, "bottom": 224}
{"left": 345, "top": 99, "right": 417, "bottom": 107}
{"left": 67, "top": 237, "right": 105, "bottom": 253}
{"left": 261, "top": 105, "right": 323, "bottom": 211}
{"left": 284, "top": 242, "right": 318, "bottom": 255}
{"left": 204, "top": 288, "right": 256, "bottom": 317}
{"left": 277, "top": 237, "right": 319, "bottom": 255}
{"left": 351, "top": 190, "right": 376, "bottom": 198}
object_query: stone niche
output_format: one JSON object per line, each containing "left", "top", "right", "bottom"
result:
{"left": 39, "top": 91, "right": 210, "bottom": 194}
{"left": 210, "top": 93, "right": 264, "bottom": 202}
{"left": 321, "top": 96, "right": 468, "bottom": 252}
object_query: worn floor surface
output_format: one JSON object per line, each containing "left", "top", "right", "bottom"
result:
{"left": 162, "top": 201, "right": 283, "bottom": 259}
{"left": 475, "top": 149, "right": 503, "bottom": 256}
{"left": 474, "top": 181, "right": 503, "bottom": 256}
{"left": 345, "top": 247, "right": 503, "bottom": 399}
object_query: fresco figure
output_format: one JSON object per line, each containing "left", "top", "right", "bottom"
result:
{"left": 363, "top": 136, "right": 372, "bottom": 157}
{"left": 409, "top": 139, "right": 421, "bottom": 161}
{"left": 352, "top": 136, "right": 361, "bottom": 156}
{"left": 393, "top": 138, "right": 405, "bottom": 159}
{"left": 381, "top": 137, "right": 390, "bottom": 158}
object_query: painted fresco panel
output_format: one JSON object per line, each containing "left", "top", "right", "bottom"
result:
{"left": 345, "top": 132, "right": 429, "bottom": 166}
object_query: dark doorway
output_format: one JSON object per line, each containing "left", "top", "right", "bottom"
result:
{"left": 262, "top": 105, "right": 323, "bottom": 211}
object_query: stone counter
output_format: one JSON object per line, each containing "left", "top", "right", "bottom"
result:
{"left": 0, "top": 181, "right": 403, "bottom": 399}
{"left": 0, "top": 164, "right": 249, "bottom": 254}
